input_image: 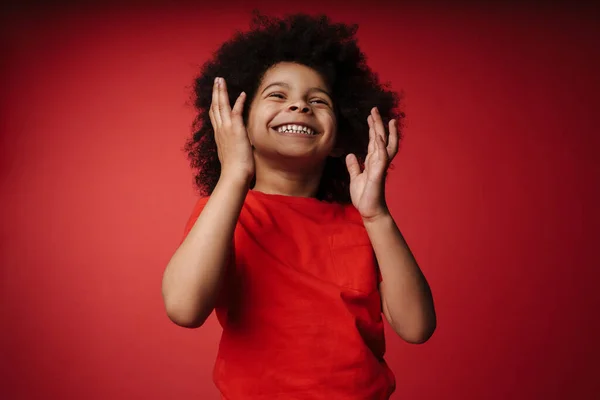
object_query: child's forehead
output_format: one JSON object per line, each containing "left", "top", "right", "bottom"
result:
{"left": 259, "top": 62, "right": 329, "bottom": 90}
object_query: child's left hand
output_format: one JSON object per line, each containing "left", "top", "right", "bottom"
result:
{"left": 346, "top": 107, "right": 399, "bottom": 221}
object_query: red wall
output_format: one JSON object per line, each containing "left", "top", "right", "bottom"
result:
{"left": 2, "top": 2, "right": 598, "bottom": 399}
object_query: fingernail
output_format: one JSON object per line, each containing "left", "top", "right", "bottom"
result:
{"left": 214, "top": 77, "right": 219, "bottom": 84}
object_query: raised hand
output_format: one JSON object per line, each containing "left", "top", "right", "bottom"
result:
{"left": 345, "top": 107, "right": 399, "bottom": 221}
{"left": 209, "top": 77, "right": 254, "bottom": 185}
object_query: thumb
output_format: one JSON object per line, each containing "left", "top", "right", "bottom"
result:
{"left": 345, "top": 153, "right": 361, "bottom": 180}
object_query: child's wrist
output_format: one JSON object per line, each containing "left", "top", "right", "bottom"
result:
{"left": 361, "top": 209, "right": 392, "bottom": 226}
{"left": 218, "top": 172, "right": 253, "bottom": 191}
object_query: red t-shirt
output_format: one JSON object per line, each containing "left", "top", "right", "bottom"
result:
{"left": 181, "top": 190, "right": 395, "bottom": 399}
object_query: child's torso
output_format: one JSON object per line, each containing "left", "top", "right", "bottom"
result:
{"left": 213, "top": 190, "right": 395, "bottom": 399}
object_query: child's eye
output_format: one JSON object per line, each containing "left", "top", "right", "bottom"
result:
{"left": 268, "top": 93, "right": 285, "bottom": 99}
{"left": 310, "top": 99, "right": 329, "bottom": 105}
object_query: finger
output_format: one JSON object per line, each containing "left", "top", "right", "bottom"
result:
{"left": 365, "top": 135, "right": 380, "bottom": 177}
{"left": 387, "top": 119, "right": 399, "bottom": 159}
{"left": 218, "top": 77, "right": 232, "bottom": 125}
{"left": 374, "top": 133, "right": 388, "bottom": 164}
{"left": 231, "top": 91, "right": 247, "bottom": 119}
{"left": 209, "top": 108, "right": 222, "bottom": 147}
{"left": 209, "top": 108, "right": 218, "bottom": 137}
{"left": 368, "top": 137, "right": 388, "bottom": 183}
{"left": 371, "top": 107, "right": 387, "bottom": 145}
{"left": 367, "top": 115, "right": 375, "bottom": 155}
{"left": 345, "top": 153, "right": 361, "bottom": 179}
{"left": 373, "top": 132, "right": 380, "bottom": 162}
{"left": 208, "top": 108, "right": 223, "bottom": 160}
{"left": 367, "top": 114, "right": 374, "bottom": 140}
{"left": 380, "top": 134, "right": 389, "bottom": 158}
{"left": 211, "top": 77, "right": 222, "bottom": 126}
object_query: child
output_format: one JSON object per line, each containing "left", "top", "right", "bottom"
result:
{"left": 162, "top": 12, "right": 436, "bottom": 400}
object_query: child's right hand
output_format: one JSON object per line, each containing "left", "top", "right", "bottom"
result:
{"left": 209, "top": 77, "right": 254, "bottom": 185}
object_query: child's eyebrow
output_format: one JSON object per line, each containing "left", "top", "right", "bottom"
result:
{"left": 261, "top": 82, "right": 332, "bottom": 98}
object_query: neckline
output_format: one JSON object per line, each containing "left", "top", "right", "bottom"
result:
{"left": 248, "top": 189, "right": 339, "bottom": 209}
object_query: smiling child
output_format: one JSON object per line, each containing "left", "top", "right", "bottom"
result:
{"left": 162, "top": 12, "right": 436, "bottom": 400}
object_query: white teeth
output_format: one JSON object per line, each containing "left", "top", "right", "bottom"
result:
{"left": 276, "top": 124, "right": 315, "bottom": 135}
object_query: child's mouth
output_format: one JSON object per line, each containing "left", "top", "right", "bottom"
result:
{"left": 272, "top": 124, "right": 318, "bottom": 137}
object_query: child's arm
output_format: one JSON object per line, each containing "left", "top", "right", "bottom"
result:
{"left": 346, "top": 107, "right": 436, "bottom": 343}
{"left": 162, "top": 177, "right": 248, "bottom": 328}
{"left": 162, "top": 77, "right": 252, "bottom": 328}
{"left": 364, "top": 215, "right": 436, "bottom": 344}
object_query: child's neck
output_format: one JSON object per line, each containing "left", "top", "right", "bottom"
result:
{"left": 253, "top": 161, "right": 324, "bottom": 198}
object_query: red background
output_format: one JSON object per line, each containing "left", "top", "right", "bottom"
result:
{"left": 2, "top": 1, "right": 599, "bottom": 399}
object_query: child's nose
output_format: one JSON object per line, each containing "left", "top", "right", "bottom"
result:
{"left": 288, "top": 101, "right": 311, "bottom": 113}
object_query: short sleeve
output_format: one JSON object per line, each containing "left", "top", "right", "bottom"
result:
{"left": 180, "top": 196, "right": 211, "bottom": 244}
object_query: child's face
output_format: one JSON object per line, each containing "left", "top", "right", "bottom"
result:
{"left": 246, "top": 62, "right": 337, "bottom": 164}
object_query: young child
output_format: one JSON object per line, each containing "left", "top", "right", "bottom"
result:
{"left": 162, "top": 12, "right": 436, "bottom": 400}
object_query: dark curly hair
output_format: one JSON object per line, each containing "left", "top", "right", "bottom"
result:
{"left": 184, "top": 11, "right": 403, "bottom": 204}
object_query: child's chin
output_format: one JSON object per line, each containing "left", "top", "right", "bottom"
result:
{"left": 262, "top": 145, "right": 327, "bottom": 162}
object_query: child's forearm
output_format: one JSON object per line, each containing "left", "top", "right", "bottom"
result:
{"left": 364, "top": 213, "right": 436, "bottom": 344}
{"left": 162, "top": 175, "right": 249, "bottom": 328}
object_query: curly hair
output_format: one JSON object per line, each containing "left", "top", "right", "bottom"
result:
{"left": 184, "top": 11, "right": 403, "bottom": 203}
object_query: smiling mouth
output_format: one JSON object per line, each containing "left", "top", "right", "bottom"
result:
{"left": 272, "top": 124, "right": 318, "bottom": 136}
